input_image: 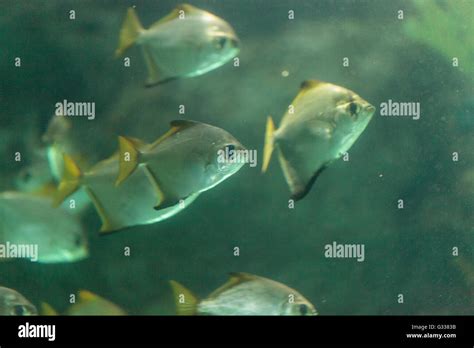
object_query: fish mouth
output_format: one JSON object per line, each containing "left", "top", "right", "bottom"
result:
{"left": 365, "top": 104, "right": 376, "bottom": 114}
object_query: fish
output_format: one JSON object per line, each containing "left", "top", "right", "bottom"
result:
{"left": 115, "top": 4, "right": 240, "bottom": 86}
{"left": 53, "top": 120, "right": 244, "bottom": 233}
{"left": 0, "top": 192, "right": 88, "bottom": 263}
{"left": 0, "top": 286, "right": 37, "bottom": 316}
{"left": 41, "top": 290, "right": 126, "bottom": 315}
{"left": 170, "top": 272, "right": 317, "bottom": 315}
{"left": 262, "top": 80, "right": 375, "bottom": 200}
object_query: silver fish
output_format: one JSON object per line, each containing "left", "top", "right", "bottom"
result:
{"left": 170, "top": 272, "right": 317, "bottom": 315}
{"left": 116, "top": 4, "right": 240, "bottom": 86}
{"left": 0, "top": 192, "right": 88, "bottom": 263}
{"left": 0, "top": 286, "right": 37, "bottom": 316}
{"left": 262, "top": 80, "right": 375, "bottom": 200}
{"left": 54, "top": 120, "right": 245, "bottom": 233}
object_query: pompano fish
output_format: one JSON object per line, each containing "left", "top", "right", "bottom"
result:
{"left": 170, "top": 272, "right": 317, "bottom": 315}
{"left": 0, "top": 286, "right": 37, "bottom": 316}
{"left": 0, "top": 192, "right": 88, "bottom": 263}
{"left": 54, "top": 120, "right": 245, "bottom": 233}
{"left": 42, "top": 290, "right": 126, "bottom": 315}
{"left": 115, "top": 120, "right": 246, "bottom": 210}
{"left": 116, "top": 4, "right": 240, "bottom": 86}
{"left": 262, "top": 80, "right": 375, "bottom": 200}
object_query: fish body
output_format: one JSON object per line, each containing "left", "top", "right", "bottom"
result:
{"left": 262, "top": 80, "right": 375, "bottom": 200}
{"left": 0, "top": 192, "right": 88, "bottom": 263}
{"left": 54, "top": 120, "right": 244, "bottom": 233}
{"left": 170, "top": 272, "right": 317, "bottom": 316}
{"left": 0, "top": 286, "right": 37, "bottom": 316}
{"left": 116, "top": 120, "right": 246, "bottom": 210}
{"left": 116, "top": 4, "right": 239, "bottom": 86}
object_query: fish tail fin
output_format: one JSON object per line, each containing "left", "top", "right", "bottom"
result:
{"left": 116, "top": 136, "right": 141, "bottom": 186}
{"left": 41, "top": 302, "right": 59, "bottom": 316}
{"left": 53, "top": 154, "right": 82, "bottom": 207}
{"left": 169, "top": 280, "right": 199, "bottom": 315}
{"left": 262, "top": 115, "right": 276, "bottom": 173}
{"left": 115, "top": 7, "right": 144, "bottom": 57}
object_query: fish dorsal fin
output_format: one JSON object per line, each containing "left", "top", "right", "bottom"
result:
{"left": 78, "top": 290, "right": 98, "bottom": 302}
{"left": 150, "top": 4, "right": 204, "bottom": 29}
{"left": 149, "top": 120, "right": 201, "bottom": 149}
{"left": 300, "top": 79, "right": 325, "bottom": 92}
{"left": 207, "top": 272, "right": 257, "bottom": 299}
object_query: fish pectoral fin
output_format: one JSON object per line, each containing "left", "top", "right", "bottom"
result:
{"left": 277, "top": 145, "right": 331, "bottom": 201}
{"left": 116, "top": 136, "right": 143, "bottom": 186}
{"left": 169, "top": 280, "right": 199, "bottom": 315}
{"left": 140, "top": 165, "right": 167, "bottom": 208}
{"left": 141, "top": 46, "right": 176, "bottom": 87}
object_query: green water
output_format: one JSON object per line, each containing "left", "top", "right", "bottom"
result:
{"left": 0, "top": 0, "right": 472, "bottom": 315}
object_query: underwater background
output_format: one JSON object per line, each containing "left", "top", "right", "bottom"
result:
{"left": 0, "top": 0, "right": 472, "bottom": 315}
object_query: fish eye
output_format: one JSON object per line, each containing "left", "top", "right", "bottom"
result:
{"left": 214, "top": 36, "right": 227, "bottom": 50}
{"left": 299, "top": 304, "right": 308, "bottom": 315}
{"left": 224, "top": 144, "right": 235, "bottom": 153}
{"left": 349, "top": 102, "right": 359, "bottom": 115}
{"left": 13, "top": 305, "right": 26, "bottom": 316}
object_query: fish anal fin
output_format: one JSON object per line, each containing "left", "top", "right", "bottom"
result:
{"left": 116, "top": 136, "right": 142, "bottom": 186}
{"left": 83, "top": 187, "right": 117, "bottom": 234}
{"left": 141, "top": 46, "right": 165, "bottom": 87}
{"left": 169, "top": 280, "right": 199, "bottom": 315}
{"left": 141, "top": 165, "right": 166, "bottom": 208}
{"left": 290, "top": 164, "right": 329, "bottom": 201}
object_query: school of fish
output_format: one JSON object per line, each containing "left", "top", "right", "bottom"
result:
{"left": 1, "top": 3, "right": 377, "bottom": 315}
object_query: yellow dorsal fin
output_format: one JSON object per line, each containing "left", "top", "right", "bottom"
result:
{"left": 150, "top": 4, "right": 205, "bottom": 29}
{"left": 53, "top": 154, "right": 82, "bottom": 207}
{"left": 149, "top": 120, "right": 199, "bottom": 149}
{"left": 207, "top": 272, "right": 257, "bottom": 299}
{"left": 116, "top": 136, "right": 141, "bottom": 186}
{"left": 169, "top": 280, "right": 199, "bottom": 315}
{"left": 300, "top": 79, "right": 326, "bottom": 91}
{"left": 41, "top": 302, "right": 59, "bottom": 316}
{"left": 78, "top": 290, "right": 99, "bottom": 302}
{"left": 262, "top": 116, "right": 276, "bottom": 173}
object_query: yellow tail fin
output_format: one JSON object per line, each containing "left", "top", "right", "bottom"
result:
{"left": 53, "top": 154, "right": 82, "bottom": 207}
{"left": 115, "top": 7, "right": 144, "bottom": 57}
{"left": 262, "top": 116, "right": 276, "bottom": 173}
{"left": 116, "top": 136, "right": 141, "bottom": 186}
{"left": 169, "top": 280, "right": 199, "bottom": 315}
{"left": 41, "top": 302, "right": 59, "bottom": 316}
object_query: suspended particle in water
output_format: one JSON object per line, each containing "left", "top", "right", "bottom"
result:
{"left": 281, "top": 70, "right": 289, "bottom": 77}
